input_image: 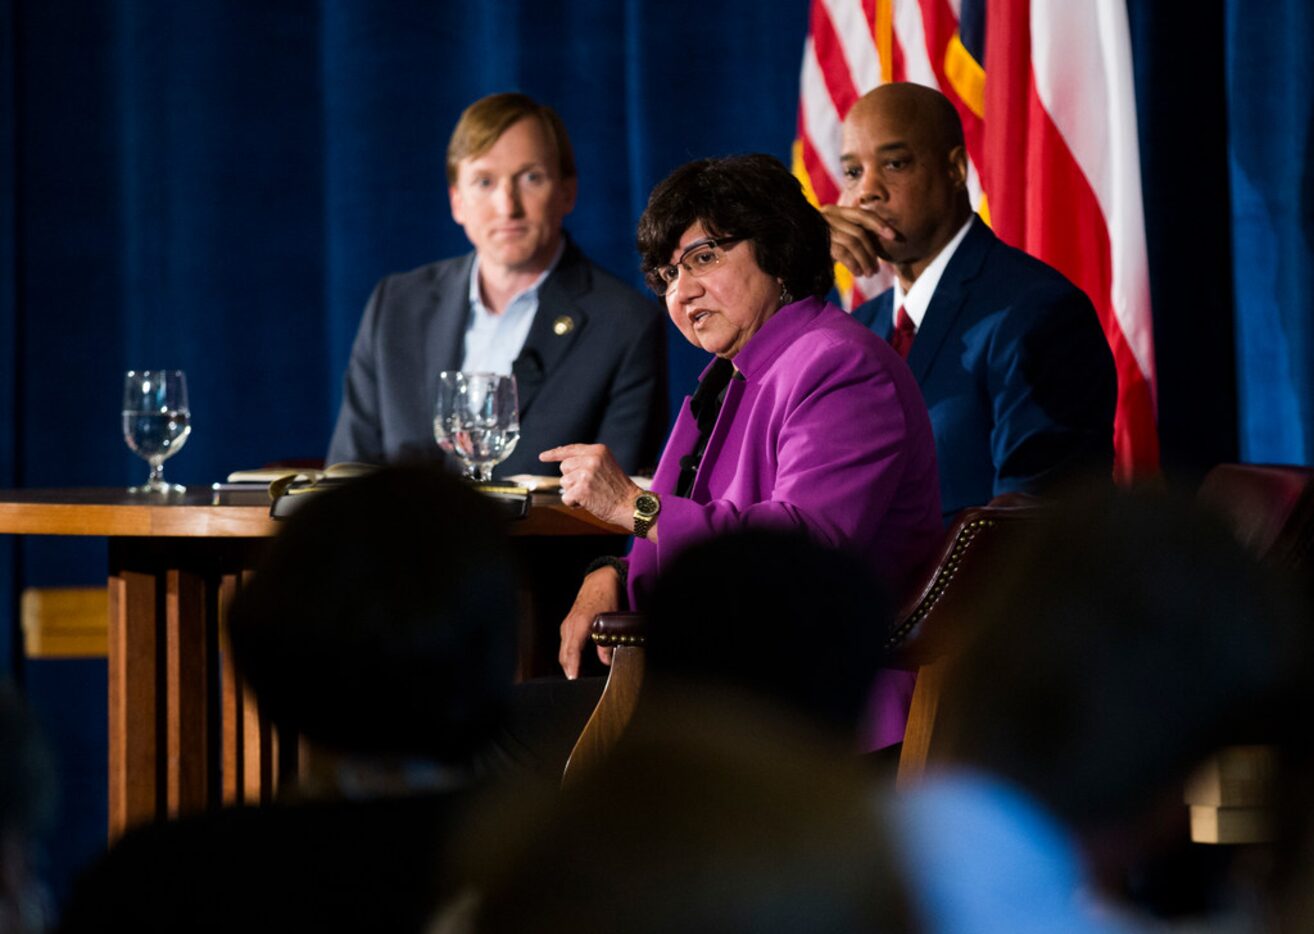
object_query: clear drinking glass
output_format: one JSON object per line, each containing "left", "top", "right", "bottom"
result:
{"left": 122, "top": 369, "right": 191, "bottom": 494}
{"left": 437, "top": 372, "right": 519, "bottom": 482}
{"left": 432, "top": 371, "right": 465, "bottom": 457}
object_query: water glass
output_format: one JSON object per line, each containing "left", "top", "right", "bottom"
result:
{"left": 122, "top": 369, "right": 191, "bottom": 494}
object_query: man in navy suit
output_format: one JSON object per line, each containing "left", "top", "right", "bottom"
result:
{"left": 824, "top": 83, "right": 1116, "bottom": 520}
{"left": 328, "top": 93, "right": 666, "bottom": 477}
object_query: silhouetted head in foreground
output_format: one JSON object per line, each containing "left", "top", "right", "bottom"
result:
{"left": 642, "top": 527, "right": 891, "bottom": 737}
{"left": 442, "top": 698, "right": 918, "bottom": 934}
{"left": 937, "top": 485, "right": 1309, "bottom": 832}
{"left": 228, "top": 465, "right": 519, "bottom": 771}
{"left": 0, "top": 684, "right": 55, "bottom": 933}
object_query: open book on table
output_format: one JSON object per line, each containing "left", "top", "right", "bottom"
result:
{"left": 214, "top": 462, "right": 376, "bottom": 496}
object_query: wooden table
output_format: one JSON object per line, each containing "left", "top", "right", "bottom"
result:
{"left": 0, "top": 488, "right": 624, "bottom": 836}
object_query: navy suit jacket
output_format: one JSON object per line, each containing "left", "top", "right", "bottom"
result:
{"left": 328, "top": 240, "right": 667, "bottom": 477}
{"left": 853, "top": 218, "right": 1116, "bottom": 520}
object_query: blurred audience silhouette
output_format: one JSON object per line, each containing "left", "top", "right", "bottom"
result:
{"left": 434, "top": 529, "right": 917, "bottom": 932}
{"left": 440, "top": 698, "right": 919, "bottom": 934}
{"left": 0, "top": 684, "right": 56, "bottom": 934}
{"left": 58, "top": 465, "right": 520, "bottom": 933}
{"left": 50, "top": 477, "right": 1314, "bottom": 934}
{"left": 640, "top": 526, "right": 893, "bottom": 741}
{"left": 895, "top": 485, "right": 1310, "bottom": 933}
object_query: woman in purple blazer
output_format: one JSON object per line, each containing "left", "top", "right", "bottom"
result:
{"left": 541, "top": 155, "right": 941, "bottom": 746}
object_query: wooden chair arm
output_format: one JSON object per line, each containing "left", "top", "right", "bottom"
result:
{"left": 565, "top": 613, "right": 647, "bottom": 789}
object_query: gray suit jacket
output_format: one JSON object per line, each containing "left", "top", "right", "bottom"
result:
{"left": 328, "top": 241, "right": 667, "bottom": 477}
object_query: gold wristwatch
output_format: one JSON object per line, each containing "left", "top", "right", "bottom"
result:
{"left": 632, "top": 491, "right": 661, "bottom": 537}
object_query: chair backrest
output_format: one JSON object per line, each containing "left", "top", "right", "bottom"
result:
{"left": 1188, "top": 464, "right": 1314, "bottom": 844}
{"left": 1196, "top": 463, "right": 1314, "bottom": 571}
{"left": 887, "top": 499, "right": 1048, "bottom": 666}
{"left": 888, "top": 500, "right": 1048, "bottom": 784}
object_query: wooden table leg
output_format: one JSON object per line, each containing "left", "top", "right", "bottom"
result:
{"left": 219, "top": 573, "right": 241, "bottom": 805}
{"left": 108, "top": 569, "right": 158, "bottom": 839}
{"left": 165, "top": 569, "right": 208, "bottom": 816}
{"left": 108, "top": 537, "right": 278, "bottom": 838}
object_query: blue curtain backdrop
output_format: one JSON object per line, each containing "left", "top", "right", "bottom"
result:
{"left": 1226, "top": 0, "right": 1314, "bottom": 464}
{"left": 1, "top": 0, "right": 1311, "bottom": 909}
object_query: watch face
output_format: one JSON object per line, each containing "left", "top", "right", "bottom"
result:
{"left": 635, "top": 493, "right": 660, "bottom": 517}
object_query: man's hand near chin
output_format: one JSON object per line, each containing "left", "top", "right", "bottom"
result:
{"left": 820, "top": 204, "right": 896, "bottom": 279}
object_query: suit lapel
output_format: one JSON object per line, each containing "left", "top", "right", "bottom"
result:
{"left": 905, "top": 218, "right": 994, "bottom": 382}
{"left": 864, "top": 291, "right": 895, "bottom": 339}
{"left": 512, "top": 242, "right": 589, "bottom": 419}
{"left": 424, "top": 254, "right": 475, "bottom": 409}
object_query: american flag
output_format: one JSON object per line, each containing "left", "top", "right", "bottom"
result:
{"left": 794, "top": 0, "right": 1159, "bottom": 482}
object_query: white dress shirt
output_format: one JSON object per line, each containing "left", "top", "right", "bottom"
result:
{"left": 891, "top": 216, "right": 975, "bottom": 329}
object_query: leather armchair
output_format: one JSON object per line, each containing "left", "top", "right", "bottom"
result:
{"left": 561, "top": 498, "right": 1049, "bottom": 788}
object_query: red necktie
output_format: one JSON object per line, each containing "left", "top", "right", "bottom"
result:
{"left": 890, "top": 305, "right": 916, "bottom": 359}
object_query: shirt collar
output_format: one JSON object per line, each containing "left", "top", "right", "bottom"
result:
{"left": 892, "top": 215, "right": 975, "bottom": 328}
{"left": 467, "top": 238, "right": 566, "bottom": 314}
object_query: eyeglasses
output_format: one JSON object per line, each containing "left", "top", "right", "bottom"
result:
{"left": 647, "top": 237, "right": 743, "bottom": 296}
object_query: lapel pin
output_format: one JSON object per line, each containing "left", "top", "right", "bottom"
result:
{"left": 552, "top": 315, "right": 575, "bottom": 336}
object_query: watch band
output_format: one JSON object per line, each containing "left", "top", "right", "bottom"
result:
{"left": 632, "top": 492, "right": 660, "bottom": 538}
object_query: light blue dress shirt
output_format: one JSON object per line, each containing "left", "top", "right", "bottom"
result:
{"left": 459, "top": 242, "right": 565, "bottom": 376}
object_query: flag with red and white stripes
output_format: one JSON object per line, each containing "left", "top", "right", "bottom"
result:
{"left": 794, "top": 0, "right": 1159, "bottom": 482}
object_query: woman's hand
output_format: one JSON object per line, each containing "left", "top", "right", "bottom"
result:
{"left": 558, "top": 566, "right": 623, "bottom": 679}
{"left": 539, "top": 443, "right": 644, "bottom": 530}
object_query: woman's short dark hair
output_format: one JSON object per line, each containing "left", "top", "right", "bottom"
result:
{"left": 637, "top": 154, "right": 834, "bottom": 301}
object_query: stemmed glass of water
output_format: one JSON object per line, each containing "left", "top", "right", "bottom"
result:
{"left": 433, "top": 371, "right": 519, "bottom": 482}
{"left": 122, "top": 370, "right": 192, "bottom": 494}
{"left": 432, "top": 371, "right": 465, "bottom": 459}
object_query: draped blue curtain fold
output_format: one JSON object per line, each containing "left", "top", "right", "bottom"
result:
{"left": 1225, "top": 0, "right": 1314, "bottom": 464}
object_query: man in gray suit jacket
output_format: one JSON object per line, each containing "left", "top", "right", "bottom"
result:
{"left": 328, "top": 93, "right": 666, "bottom": 477}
